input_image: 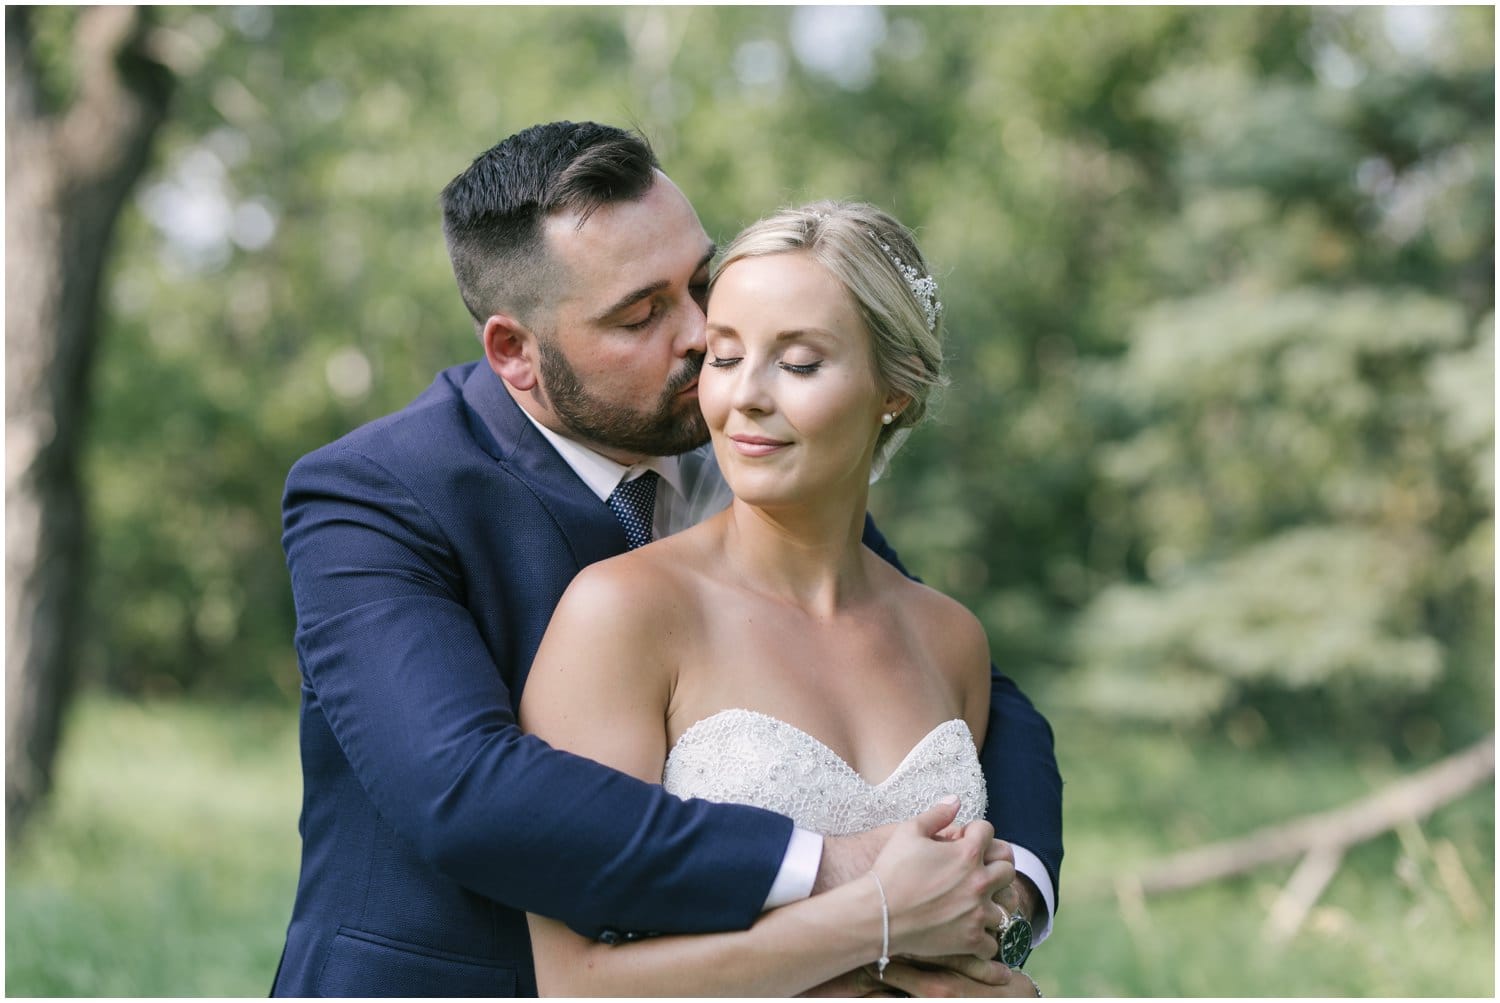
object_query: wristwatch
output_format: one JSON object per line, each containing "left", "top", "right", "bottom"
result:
{"left": 994, "top": 908, "right": 1033, "bottom": 968}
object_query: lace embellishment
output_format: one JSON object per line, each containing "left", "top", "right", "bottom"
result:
{"left": 662, "top": 708, "right": 987, "bottom": 836}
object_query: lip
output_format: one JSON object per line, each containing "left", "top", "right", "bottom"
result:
{"left": 728, "top": 433, "right": 790, "bottom": 457}
{"left": 676, "top": 379, "right": 699, "bottom": 398}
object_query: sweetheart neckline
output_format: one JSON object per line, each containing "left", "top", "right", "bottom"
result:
{"left": 667, "top": 707, "right": 973, "bottom": 789}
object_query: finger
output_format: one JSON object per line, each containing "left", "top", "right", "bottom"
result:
{"left": 919, "top": 953, "right": 1012, "bottom": 985}
{"left": 984, "top": 837, "right": 1015, "bottom": 865}
{"left": 983, "top": 857, "right": 1018, "bottom": 896}
{"left": 961, "top": 818, "right": 996, "bottom": 845}
{"left": 956, "top": 819, "right": 997, "bottom": 862}
{"left": 913, "top": 795, "right": 962, "bottom": 837}
{"left": 878, "top": 961, "right": 1029, "bottom": 998}
{"left": 992, "top": 880, "right": 1022, "bottom": 917}
{"left": 1012, "top": 970, "right": 1044, "bottom": 998}
{"left": 873, "top": 961, "right": 946, "bottom": 998}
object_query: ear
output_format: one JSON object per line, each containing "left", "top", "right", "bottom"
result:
{"left": 482, "top": 314, "right": 539, "bottom": 391}
{"left": 881, "top": 388, "right": 913, "bottom": 422}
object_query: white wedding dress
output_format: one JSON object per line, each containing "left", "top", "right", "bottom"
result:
{"left": 662, "top": 708, "right": 987, "bottom": 834}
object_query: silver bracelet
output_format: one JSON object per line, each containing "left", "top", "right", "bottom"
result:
{"left": 868, "top": 871, "right": 891, "bottom": 980}
{"left": 1018, "top": 971, "right": 1043, "bottom": 997}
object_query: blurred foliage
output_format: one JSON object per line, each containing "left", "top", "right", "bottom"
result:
{"left": 64, "top": 8, "right": 1492, "bottom": 749}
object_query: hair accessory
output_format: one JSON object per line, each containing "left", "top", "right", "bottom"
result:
{"left": 882, "top": 412, "right": 895, "bottom": 425}
{"left": 869, "top": 871, "right": 891, "bottom": 980}
{"left": 871, "top": 233, "right": 942, "bottom": 333}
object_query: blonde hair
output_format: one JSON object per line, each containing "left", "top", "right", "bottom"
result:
{"left": 710, "top": 200, "right": 948, "bottom": 466}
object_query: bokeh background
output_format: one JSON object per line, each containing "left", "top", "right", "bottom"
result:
{"left": 5, "top": 6, "right": 1494, "bottom": 996}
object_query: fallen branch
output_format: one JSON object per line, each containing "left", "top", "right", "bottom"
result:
{"left": 1263, "top": 845, "right": 1343, "bottom": 944}
{"left": 1089, "top": 733, "right": 1494, "bottom": 901}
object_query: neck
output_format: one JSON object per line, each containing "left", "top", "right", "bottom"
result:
{"left": 719, "top": 486, "right": 873, "bottom": 616}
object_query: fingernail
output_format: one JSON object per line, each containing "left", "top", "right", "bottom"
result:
{"left": 939, "top": 794, "right": 960, "bottom": 807}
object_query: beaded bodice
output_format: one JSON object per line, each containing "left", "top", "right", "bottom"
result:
{"left": 662, "top": 708, "right": 986, "bottom": 836}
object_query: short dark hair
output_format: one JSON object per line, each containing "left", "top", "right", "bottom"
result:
{"left": 440, "top": 121, "right": 661, "bottom": 328}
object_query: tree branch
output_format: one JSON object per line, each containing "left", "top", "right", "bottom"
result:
{"left": 1086, "top": 734, "right": 1495, "bottom": 901}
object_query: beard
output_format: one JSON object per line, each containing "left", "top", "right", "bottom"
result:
{"left": 537, "top": 338, "right": 709, "bottom": 457}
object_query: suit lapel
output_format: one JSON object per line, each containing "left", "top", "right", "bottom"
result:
{"left": 460, "top": 362, "right": 629, "bottom": 569}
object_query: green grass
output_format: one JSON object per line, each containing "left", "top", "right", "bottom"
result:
{"left": 1030, "top": 718, "right": 1495, "bottom": 996}
{"left": 5, "top": 697, "right": 1494, "bottom": 996}
{"left": 6, "top": 696, "right": 302, "bottom": 996}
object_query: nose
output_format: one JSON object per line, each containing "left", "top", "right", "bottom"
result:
{"left": 676, "top": 295, "right": 707, "bottom": 358}
{"left": 728, "top": 359, "right": 774, "bottom": 415}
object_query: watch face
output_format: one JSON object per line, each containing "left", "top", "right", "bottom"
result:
{"left": 1000, "top": 917, "right": 1033, "bottom": 968}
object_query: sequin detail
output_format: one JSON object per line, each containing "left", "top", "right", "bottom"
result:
{"left": 662, "top": 708, "right": 986, "bottom": 835}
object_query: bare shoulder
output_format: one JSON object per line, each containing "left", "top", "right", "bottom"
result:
{"left": 552, "top": 537, "right": 706, "bottom": 647}
{"left": 904, "top": 580, "right": 990, "bottom": 675}
{"left": 880, "top": 570, "right": 993, "bottom": 732}
{"left": 522, "top": 539, "right": 714, "bottom": 781}
{"left": 520, "top": 538, "right": 710, "bottom": 770}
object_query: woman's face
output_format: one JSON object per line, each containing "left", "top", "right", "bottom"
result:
{"left": 701, "top": 252, "right": 899, "bottom": 508}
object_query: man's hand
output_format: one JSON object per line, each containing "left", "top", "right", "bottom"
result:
{"left": 981, "top": 836, "right": 1020, "bottom": 918}
{"left": 812, "top": 821, "right": 900, "bottom": 894}
{"left": 875, "top": 958, "right": 1043, "bottom": 997}
{"left": 1009, "top": 872, "right": 1041, "bottom": 926}
{"left": 981, "top": 836, "right": 1040, "bottom": 926}
{"left": 802, "top": 956, "right": 1043, "bottom": 998}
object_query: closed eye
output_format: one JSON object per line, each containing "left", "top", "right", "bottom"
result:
{"left": 780, "top": 361, "right": 823, "bottom": 375}
{"left": 622, "top": 303, "right": 661, "bottom": 331}
{"left": 706, "top": 356, "right": 741, "bottom": 368}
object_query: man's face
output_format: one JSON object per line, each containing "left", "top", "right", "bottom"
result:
{"left": 530, "top": 172, "right": 714, "bottom": 463}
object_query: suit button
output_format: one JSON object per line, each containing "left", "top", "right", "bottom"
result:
{"left": 597, "top": 929, "right": 621, "bottom": 945}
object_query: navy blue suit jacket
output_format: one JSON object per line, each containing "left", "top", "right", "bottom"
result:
{"left": 273, "top": 361, "right": 1062, "bottom": 997}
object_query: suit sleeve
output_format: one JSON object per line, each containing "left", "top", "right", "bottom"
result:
{"left": 861, "top": 514, "right": 1064, "bottom": 901}
{"left": 283, "top": 445, "right": 793, "bottom": 937}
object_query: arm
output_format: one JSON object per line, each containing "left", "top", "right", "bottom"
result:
{"left": 861, "top": 514, "right": 1064, "bottom": 923}
{"left": 519, "top": 563, "right": 1015, "bottom": 996}
{"left": 282, "top": 445, "right": 791, "bottom": 936}
{"left": 526, "top": 807, "right": 1010, "bottom": 997}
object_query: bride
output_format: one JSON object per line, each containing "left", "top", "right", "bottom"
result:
{"left": 520, "top": 201, "right": 1035, "bottom": 996}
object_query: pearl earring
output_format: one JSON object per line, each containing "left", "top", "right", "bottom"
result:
{"left": 881, "top": 412, "right": 895, "bottom": 426}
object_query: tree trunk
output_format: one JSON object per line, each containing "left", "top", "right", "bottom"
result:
{"left": 5, "top": 6, "right": 173, "bottom": 843}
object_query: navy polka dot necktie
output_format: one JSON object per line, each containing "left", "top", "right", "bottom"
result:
{"left": 607, "top": 471, "right": 658, "bottom": 550}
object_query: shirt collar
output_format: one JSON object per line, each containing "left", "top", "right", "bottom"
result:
{"left": 520, "top": 406, "right": 685, "bottom": 503}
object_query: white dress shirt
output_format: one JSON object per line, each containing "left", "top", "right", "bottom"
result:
{"left": 522, "top": 412, "right": 1054, "bottom": 942}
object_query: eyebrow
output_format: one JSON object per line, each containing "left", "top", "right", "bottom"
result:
{"left": 591, "top": 244, "right": 716, "bottom": 324}
{"left": 706, "top": 325, "right": 836, "bottom": 344}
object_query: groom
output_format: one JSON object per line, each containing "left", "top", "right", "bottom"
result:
{"left": 273, "top": 121, "right": 1062, "bottom": 997}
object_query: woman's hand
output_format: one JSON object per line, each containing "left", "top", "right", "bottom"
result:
{"left": 870, "top": 797, "right": 1012, "bottom": 961}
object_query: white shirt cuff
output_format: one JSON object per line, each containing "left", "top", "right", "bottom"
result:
{"left": 762, "top": 827, "right": 824, "bottom": 910}
{"left": 1010, "top": 844, "right": 1055, "bottom": 946}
